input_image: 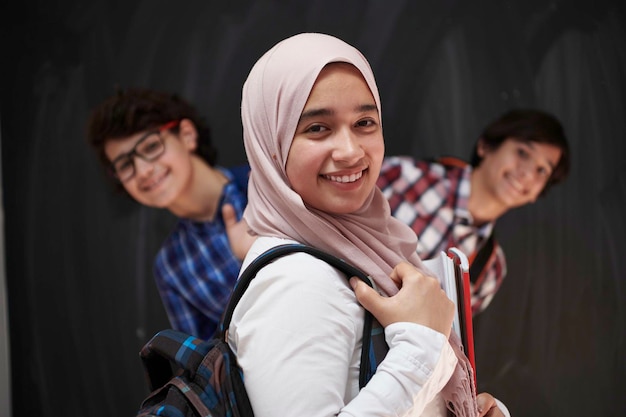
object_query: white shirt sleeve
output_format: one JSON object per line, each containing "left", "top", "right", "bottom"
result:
{"left": 495, "top": 398, "right": 511, "bottom": 417}
{"left": 228, "top": 238, "right": 458, "bottom": 417}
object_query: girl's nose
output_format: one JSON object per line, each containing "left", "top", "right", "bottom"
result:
{"left": 332, "top": 129, "right": 364, "bottom": 162}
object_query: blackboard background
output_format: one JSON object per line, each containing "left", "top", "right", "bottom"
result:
{"left": 2, "top": 1, "right": 625, "bottom": 416}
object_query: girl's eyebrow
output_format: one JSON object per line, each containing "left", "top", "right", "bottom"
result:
{"left": 359, "top": 103, "right": 378, "bottom": 113}
{"left": 298, "top": 103, "right": 378, "bottom": 123}
{"left": 299, "top": 108, "right": 333, "bottom": 122}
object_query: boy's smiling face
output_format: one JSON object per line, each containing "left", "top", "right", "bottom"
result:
{"left": 104, "top": 119, "right": 197, "bottom": 209}
{"left": 475, "top": 137, "right": 562, "bottom": 210}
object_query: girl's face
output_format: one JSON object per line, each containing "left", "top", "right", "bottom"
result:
{"left": 286, "top": 63, "right": 384, "bottom": 214}
{"left": 476, "top": 138, "right": 562, "bottom": 209}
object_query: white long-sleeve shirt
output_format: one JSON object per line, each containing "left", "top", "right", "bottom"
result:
{"left": 228, "top": 237, "right": 458, "bottom": 417}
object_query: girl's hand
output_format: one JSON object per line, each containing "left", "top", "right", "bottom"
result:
{"left": 350, "top": 261, "right": 455, "bottom": 337}
{"left": 476, "top": 392, "right": 509, "bottom": 417}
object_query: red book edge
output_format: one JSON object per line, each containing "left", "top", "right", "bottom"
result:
{"left": 447, "top": 248, "right": 476, "bottom": 387}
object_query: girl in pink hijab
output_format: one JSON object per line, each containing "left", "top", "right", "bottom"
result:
{"left": 228, "top": 33, "right": 507, "bottom": 417}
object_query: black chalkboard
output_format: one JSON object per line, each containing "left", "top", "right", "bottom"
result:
{"left": 2, "top": 1, "right": 625, "bottom": 416}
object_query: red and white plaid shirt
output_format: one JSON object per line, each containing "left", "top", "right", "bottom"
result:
{"left": 378, "top": 156, "right": 506, "bottom": 314}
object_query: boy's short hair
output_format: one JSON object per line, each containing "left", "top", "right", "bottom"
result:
{"left": 470, "top": 109, "right": 571, "bottom": 196}
{"left": 86, "top": 88, "right": 217, "bottom": 188}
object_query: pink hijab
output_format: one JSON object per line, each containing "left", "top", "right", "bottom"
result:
{"left": 241, "top": 33, "right": 478, "bottom": 416}
{"left": 241, "top": 32, "right": 422, "bottom": 296}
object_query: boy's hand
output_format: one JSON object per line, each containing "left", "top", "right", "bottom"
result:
{"left": 222, "top": 204, "right": 257, "bottom": 261}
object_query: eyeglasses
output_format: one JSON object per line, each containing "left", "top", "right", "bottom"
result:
{"left": 110, "top": 120, "right": 179, "bottom": 182}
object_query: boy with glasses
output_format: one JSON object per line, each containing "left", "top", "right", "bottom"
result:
{"left": 87, "top": 88, "right": 249, "bottom": 339}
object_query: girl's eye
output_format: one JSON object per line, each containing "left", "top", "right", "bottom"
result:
{"left": 356, "top": 119, "right": 375, "bottom": 128}
{"left": 305, "top": 124, "right": 328, "bottom": 134}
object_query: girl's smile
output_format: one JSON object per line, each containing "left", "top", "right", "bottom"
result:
{"left": 322, "top": 168, "right": 366, "bottom": 184}
{"left": 286, "top": 62, "right": 384, "bottom": 215}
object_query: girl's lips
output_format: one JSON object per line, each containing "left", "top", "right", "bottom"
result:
{"left": 322, "top": 169, "right": 365, "bottom": 184}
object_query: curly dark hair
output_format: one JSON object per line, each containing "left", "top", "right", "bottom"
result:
{"left": 469, "top": 109, "right": 570, "bottom": 196}
{"left": 86, "top": 88, "right": 217, "bottom": 189}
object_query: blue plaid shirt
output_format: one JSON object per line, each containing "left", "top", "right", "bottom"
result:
{"left": 154, "top": 165, "right": 249, "bottom": 339}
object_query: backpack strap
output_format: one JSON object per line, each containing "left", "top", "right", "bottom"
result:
{"left": 219, "top": 243, "right": 379, "bottom": 389}
{"left": 469, "top": 232, "right": 496, "bottom": 284}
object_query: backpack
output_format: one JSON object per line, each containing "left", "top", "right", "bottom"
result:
{"left": 136, "top": 243, "right": 380, "bottom": 417}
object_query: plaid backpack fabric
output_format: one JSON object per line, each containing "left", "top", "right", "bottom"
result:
{"left": 136, "top": 243, "right": 382, "bottom": 417}
{"left": 136, "top": 329, "right": 252, "bottom": 417}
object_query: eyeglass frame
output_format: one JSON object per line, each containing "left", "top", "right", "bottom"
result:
{"left": 109, "top": 120, "right": 180, "bottom": 182}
